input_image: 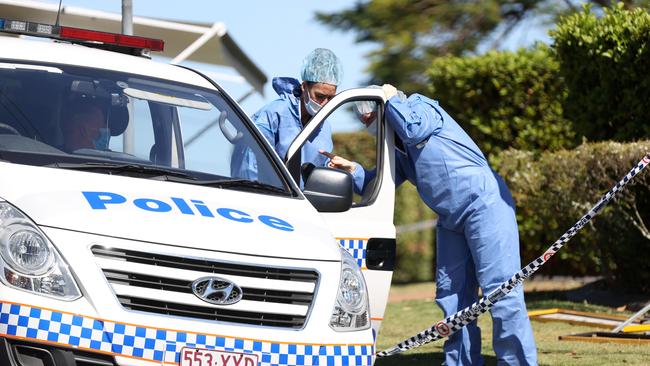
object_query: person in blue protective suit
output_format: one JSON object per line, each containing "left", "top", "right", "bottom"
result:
{"left": 327, "top": 85, "right": 538, "bottom": 365}
{"left": 230, "top": 48, "right": 343, "bottom": 185}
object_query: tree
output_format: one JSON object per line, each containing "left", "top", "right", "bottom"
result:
{"left": 316, "top": 0, "right": 648, "bottom": 94}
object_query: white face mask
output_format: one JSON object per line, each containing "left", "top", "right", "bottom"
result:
{"left": 303, "top": 88, "right": 322, "bottom": 116}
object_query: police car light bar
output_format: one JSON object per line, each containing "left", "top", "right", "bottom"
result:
{"left": 0, "top": 18, "right": 164, "bottom": 52}
{"left": 60, "top": 27, "right": 164, "bottom": 51}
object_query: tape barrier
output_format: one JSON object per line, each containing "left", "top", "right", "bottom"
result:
{"left": 377, "top": 153, "right": 650, "bottom": 357}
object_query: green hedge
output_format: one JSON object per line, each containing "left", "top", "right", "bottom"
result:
{"left": 334, "top": 136, "right": 650, "bottom": 292}
{"left": 333, "top": 5, "right": 650, "bottom": 287}
{"left": 551, "top": 3, "right": 650, "bottom": 142}
{"left": 427, "top": 45, "right": 575, "bottom": 161}
{"left": 496, "top": 141, "right": 650, "bottom": 292}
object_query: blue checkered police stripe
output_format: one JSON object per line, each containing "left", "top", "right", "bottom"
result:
{"left": 0, "top": 302, "right": 374, "bottom": 365}
{"left": 337, "top": 238, "right": 367, "bottom": 268}
{"left": 376, "top": 153, "right": 650, "bottom": 358}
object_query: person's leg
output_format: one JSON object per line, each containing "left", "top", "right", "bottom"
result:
{"left": 436, "top": 225, "right": 484, "bottom": 366}
{"left": 464, "top": 197, "right": 537, "bottom": 365}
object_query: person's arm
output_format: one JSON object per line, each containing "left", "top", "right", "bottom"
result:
{"left": 355, "top": 165, "right": 376, "bottom": 195}
{"left": 385, "top": 93, "right": 444, "bottom": 147}
{"left": 320, "top": 150, "right": 374, "bottom": 195}
{"left": 251, "top": 108, "right": 278, "bottom": 147}
{"left": 311, "top": 121, "right": 334, "bottom": 168}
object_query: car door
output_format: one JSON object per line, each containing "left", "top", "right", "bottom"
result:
{"left": 286, "top": 88, "right": 396, "bottom": 336}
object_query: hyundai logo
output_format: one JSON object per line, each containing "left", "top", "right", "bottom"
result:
{"left": 191, "top": 276, "right": 243, "bottom": 305}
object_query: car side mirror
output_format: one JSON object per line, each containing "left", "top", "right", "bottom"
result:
{"left": 302, "top": 166, "right": 353, "bottom": 212}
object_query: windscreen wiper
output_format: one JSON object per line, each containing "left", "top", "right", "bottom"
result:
{"left": 200, "top": 179, "right": 290, "bottom": 195}
{"left": 46, "top": 162, "right": 196, "bottom": 180}
{"left": 47, "top": 162, "right": 291, "bottom": 195}
{"left": 157, "top": 176, "right": 291, "bottom": 196}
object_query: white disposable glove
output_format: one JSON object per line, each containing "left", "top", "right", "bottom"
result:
{"left": 319, "top": 150, "right": 357, "bottom": 173}
{"left": 382, "top": 84, "right": 398, "bottom": 100}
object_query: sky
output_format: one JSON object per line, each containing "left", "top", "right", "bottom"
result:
{"left": 40, "top": 0, "right": 376, "bottom": 119}
{"left": 40, "top": 0, "right": 552, "bottom": 130}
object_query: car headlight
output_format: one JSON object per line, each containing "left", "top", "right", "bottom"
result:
{"left": 0, "top": 202, "right": 81, "bottom": 300}
{"left": 329, "top": 247, "right": 370, "bottom": 331}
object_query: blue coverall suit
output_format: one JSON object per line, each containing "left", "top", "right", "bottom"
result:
{"left": 357, "top": 94, "right": 537, "bottom": 365}
{"left": 230, "top": 77, "right": 333, "bottom": 184}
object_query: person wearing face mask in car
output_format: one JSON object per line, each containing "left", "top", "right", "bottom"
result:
{"left": 231, "top": 48, "right": 342, "bottom": 185}
{"left": 61, "top": 100, "right": 110, "bottom": 153}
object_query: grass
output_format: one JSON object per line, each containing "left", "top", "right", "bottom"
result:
{"left": 374, "top": 283, "right": 650, "bottom": 366}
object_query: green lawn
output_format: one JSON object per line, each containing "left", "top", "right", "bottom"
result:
{"left": 374, "top": 289, "right": 650, "bottom": 365}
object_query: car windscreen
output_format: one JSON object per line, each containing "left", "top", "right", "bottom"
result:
{"left": 0, "top": 61, "right": 291, "bottom": 196}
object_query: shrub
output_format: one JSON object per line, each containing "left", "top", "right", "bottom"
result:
{"left": 496, "top": 140, "right": 650, "bottom": 292}
{"left": 427, "top": 45, "right": 575, "bottom": 161}
{"left": 551, "top": 3, "right": 650, "bottom": 142}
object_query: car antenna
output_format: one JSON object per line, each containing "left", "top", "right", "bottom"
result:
{"left": 54, "top": 0, "right": 64, "bottom": 27}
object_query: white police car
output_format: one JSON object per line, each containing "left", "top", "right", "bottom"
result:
{"left": 0, "top": 18, "right": 399, "bottom": 366}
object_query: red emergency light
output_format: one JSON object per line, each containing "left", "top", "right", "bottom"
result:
{"left": 59, "top": 26, "right": 164, "bottom": 52}
{"left": 0, "top": 18, "right": 164, "bottom": 55}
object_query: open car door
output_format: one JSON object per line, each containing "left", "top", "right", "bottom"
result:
{"left": 286, "top": 88, "right": 396, "bottom": 337}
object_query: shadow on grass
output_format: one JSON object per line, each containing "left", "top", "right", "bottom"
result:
{"left": 375, "top": 352, "right": 498, "bottom": 365}
{"left": 525, "top": 279, "right": 650, "bottom": 311}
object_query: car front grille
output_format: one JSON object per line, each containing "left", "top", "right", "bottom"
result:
{"left": 91, "top": 246, "right": 319, "bottom": 329}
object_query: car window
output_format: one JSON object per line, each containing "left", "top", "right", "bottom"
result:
{"left": 288, "top": 96, "right": 383, "bottom": 206}
{"left": 324, "top": 99, "right": 382, "bottom": 205}
{"left": 0, "top": 61, "right": 289, "bottom": 194}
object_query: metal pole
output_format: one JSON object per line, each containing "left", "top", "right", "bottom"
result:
{"left": 171, "top": 23, "right": 225, "bottom": 65}
{"left": 121, "top": 0, "right": 134, "bottom": 154}
{"left": 121, "top": 0, "right": 133, "bottom": 35}
{"left": 236, "top": 87, "right": 256, "bottom": 104}
{"left": 612, "top": 301, "right": 650, "bottom": 333}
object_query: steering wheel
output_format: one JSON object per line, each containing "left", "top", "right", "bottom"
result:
{"left": 0, "top": 123, "right": 19, "bottom": 135}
